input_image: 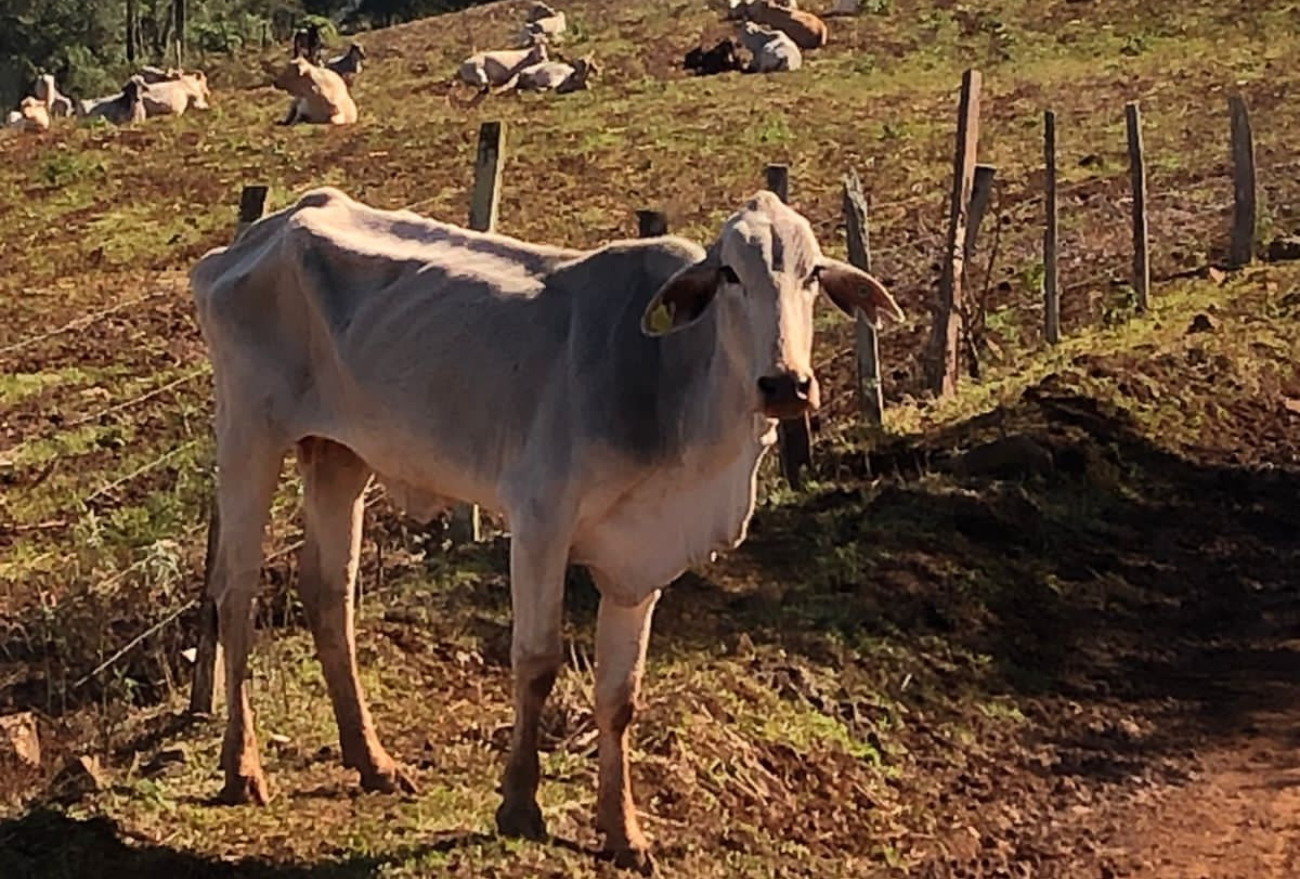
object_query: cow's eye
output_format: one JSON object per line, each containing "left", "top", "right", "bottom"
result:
{"left": 720, "top": 265, "right": 740, "bottom": 285}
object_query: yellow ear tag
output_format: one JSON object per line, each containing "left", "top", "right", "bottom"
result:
{"left": 647, "top": 301, "right": 675, "bottom": 334}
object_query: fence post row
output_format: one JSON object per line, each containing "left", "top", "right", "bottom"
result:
{"left": 1228, "top": 95, "right": 1257, "bottom": 269}
{"left": 764, "top": 164, "right": 814, "bottom": 490}
{"left": 1043, "top": 110, "right": 1061, "bottom": 344}
{"left": 1125, "top": 101, "right": 1151, "bottom": 313}
{"left": 927, "top": 68, "right": 983, "bottom": 399}
{"left": 842, "top": 171, "right": 883, "bottom": 427}
{"left": 447, "top": 121, "right": 506, "bottom": 546}
{"left": 190, "top": 183, "right": 269, "bottom": 716}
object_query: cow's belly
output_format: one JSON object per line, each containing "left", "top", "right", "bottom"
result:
{"left": 571, "top": 431, "right": 775, "bottom": 605}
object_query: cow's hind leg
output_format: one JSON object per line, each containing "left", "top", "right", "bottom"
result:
{"left": 495, "top": 518, "right": 571, "bottom": 840}
{"left": 593, "top": 588, "right": 659, "bottom": 874}
{"left": 296, "top": 437, "right": 414, "bottom": 795}
{"left": 214, "top": 433, "right": 285, "bottom": 805}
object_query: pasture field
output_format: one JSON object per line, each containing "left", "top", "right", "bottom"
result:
{"left": 2, "top": 1, "right": 1300, "bottom": 876}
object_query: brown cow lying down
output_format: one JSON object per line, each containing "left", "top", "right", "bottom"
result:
{"left": 743, "top": 0, "right": 828, "bottom": 49}
{"left": 141, "top": 71, "right": 211, "bottom": 117}
{"left": 77, "top": 78, "right": 147, "bottom": 126}
{"left": 274, "top": 58, "right": 357, "bottom": 125}
{"left": 6, "top": 97, "right": 51, "bottom": 132}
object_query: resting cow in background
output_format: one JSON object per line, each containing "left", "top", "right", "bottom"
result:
{"left": 684, "top": 38, "right": 744, "bottom": 76}
{"left": 457, "top": 38, "right": 549, "bottom": 89}
{"left": 6, "top": 97, "right": 51, "bottom": 132}
{"left": 326, "top": 43, "right": 367, "bottom": 86}
{"left": 274, "top": 57, "right": 357, "bottom": 125}
{"left": 33, "top": 74, "right": 74, "bottom": 118}
{"left": 738, "top": 22, "right": 803, "bottom": 72}
{"left": 189, "top": 187, "right": 903, "bottom": 872}
{"left": 140, "top": 70, "right": 211, "bottom": 117}
{"left": 77, "top": 78, "right": 147, "bottom": 125}
{"left": 741, "top": 0, "right": 828, "bottom": 49}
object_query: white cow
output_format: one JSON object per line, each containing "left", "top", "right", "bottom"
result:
{"left": 457, "top": 38, "right": 548, "bottom": 88}
{"left": 141, "top": 71, "right": 211, "bottom": 117}
{"left": 33, "top": 74, "right": 74, "bottom": 118}
{"left": 77, "top": 78, "right": 147, "bottom": 125}
{"left": 738, "top": 22, "right": 803, "bottom": 72}
{"left": 521, "top": 2, "right": 566, "bottom": 41}
{"left": 498, "top": 56, "right": 599, "bottom": 94}
{"left": 273, "top": 58, "right": 357, "bottom": 125}
{"left": 6, "top": 97, "right": 51, "bottom": 132}
{"left": 189, "top": 187, "right": 902, "bottom": 872}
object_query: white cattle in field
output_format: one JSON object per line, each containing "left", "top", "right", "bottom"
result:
{"left": 189, "top": 186, "right": 903, "bottom": 872}
{"left": 141, "top": 70, "right": 211, "bottom": 117}
{"left": 6, "top": 97, "right": 51, "bottom": 132}
{"left": 457, "top": 39, "right": 548, "bottom": 88}
{"left": 273, "top": 58, "right": 357, "bottom": 125}
{"left": 33, "top": 74, "right": 74, "bottom": 118}
{"left": 77, "top": 78, "right": 147, "bottom": 125}
{"left": 498, "top": 56, "right": 599, "bottom": 93}
{"left": 137, "top": 65, "right": 183, "bottom": 84}
{"left": 739, "top": 22, "right": 803, "bottom": 72}
{"left": 520, "top": 2, "right": 566, "bottom": 41}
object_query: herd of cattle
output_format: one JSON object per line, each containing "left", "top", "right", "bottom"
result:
{"left": 4, "top": 0, "right": 860, "bottom": 133}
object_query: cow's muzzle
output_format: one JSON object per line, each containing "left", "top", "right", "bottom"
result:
{"left": 757, "top": 370, "right": 819, "bottom": 419}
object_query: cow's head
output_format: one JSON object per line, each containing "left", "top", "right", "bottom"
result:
{"left": 641, "top": 191, "right": 904, "bottom": 421}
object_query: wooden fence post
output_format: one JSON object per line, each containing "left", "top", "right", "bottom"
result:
{"left": 1125, "top": 101, "right": 1150, "bottom": 313}
{"left": 764, "top": 164, "right": 813, "bottom": 490}
{"left": 126, "top": 0, "right": 139, "bottom": 64}
{"left": 1229, "top": 94, "right": 1257, "bottom": 268}
{"left": 174, "top": 0, "right": 187, "bottom": 66}
{"left": 927, "top": 69, "right": 982, "bottom": 399}
{"left": 190, "top": 184, "right": 269, "bottom": 716}
{"left": 1043, "top": 110, "right": 1061, "bottom": 344}
{"left": 637, "top": 209, "right": 669, "bottom": 237}
{"left": 843, "top": 170, "right": 882, "bottom": 426}
{"left": 448, "top": 122, "right": 506, "bottom": 545}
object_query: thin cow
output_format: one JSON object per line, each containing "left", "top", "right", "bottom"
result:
{"left": 190, "top": 187, "right": 903, "bottom": 872}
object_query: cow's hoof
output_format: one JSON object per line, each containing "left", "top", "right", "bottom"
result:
{"left": 360, "top": 764, "right": 418, "bottom": 795}
{"left": 219, "top": 772, "right": 270, "bottom": 806}
{"left": 602, "top": 846, "right": 656, "bottom": 875}
{"left": 495, "top": 799, "right": 547, "bottom": 840}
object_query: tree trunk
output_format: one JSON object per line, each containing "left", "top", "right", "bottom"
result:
{"left": 126, "top": 0, "right": 139, "bottom": 63}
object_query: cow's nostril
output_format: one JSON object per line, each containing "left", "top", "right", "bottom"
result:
{"left": 796, "top": 376, "right": 813, "bottom": 397}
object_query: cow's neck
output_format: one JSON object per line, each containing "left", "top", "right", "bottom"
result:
{"left": 669, "top": 300, "right": 766, "bottom": 472}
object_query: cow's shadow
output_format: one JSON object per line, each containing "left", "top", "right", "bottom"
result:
{"left": 0, "top": 807, "right": 587, "bottom": 879}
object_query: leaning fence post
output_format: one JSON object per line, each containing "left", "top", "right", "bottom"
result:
{"left": 927, "top": 69, "right": 982, "bottom": 399}
{"left": 1125, "top": 102, "right": 1150, "bottom": 313}
{"left": 764, "top": 163, "right": 813, "bottom": 490}
{"left": 1228, "top": 94, "right": 1257, "bottom": 269}
{"left": 1043, "top": 110, "right": 1060, "bottom": 344}
{"left": 448, "top": 122, "right": 506, "bottom": 545}
{"left": 190, "top": 183, "right": 269, "bottom": 716}
{"left": 843, "top": 170, "right": 883, "bottom": 427}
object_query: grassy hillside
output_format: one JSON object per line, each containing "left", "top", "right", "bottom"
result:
{"left": 2, "top": 1, "right": 1300, "bottom": 877}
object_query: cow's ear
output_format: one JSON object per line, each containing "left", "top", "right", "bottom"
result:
{"left": 641, "top": 263, "right": 723, "bottom": 337}
{"left": 816, "top": 258, "right": 905, "bottom": 328}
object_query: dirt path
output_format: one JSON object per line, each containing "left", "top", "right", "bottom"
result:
{"left": 1107, "top": 641, "right": 1300, "bottom": 879}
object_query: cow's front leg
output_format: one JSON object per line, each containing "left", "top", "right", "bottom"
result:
{"left": 594, "top": 589, "right": 660, "bottom": 874}
{"left": 495, "top": 525, "right": 569, "bottom": 840}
